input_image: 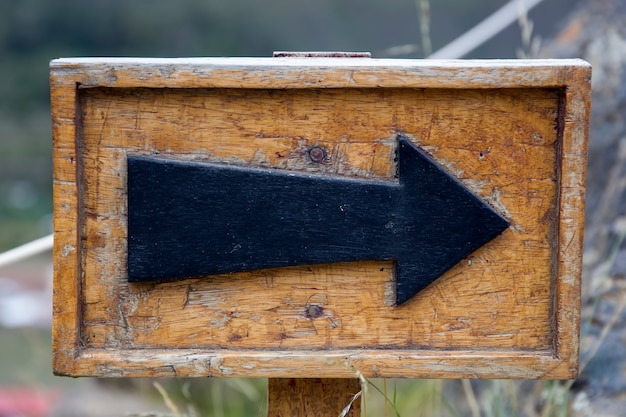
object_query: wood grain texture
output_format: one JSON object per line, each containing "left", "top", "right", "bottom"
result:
{"left": 50, "top": 58, "right": 590, "bottom": 379}
{"left": 268, "top": 378, "right": 361, "bottom": 417}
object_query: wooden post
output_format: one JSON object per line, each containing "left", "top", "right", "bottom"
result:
{"left": 268, "top": 378, "right": 361, "bottom": 417}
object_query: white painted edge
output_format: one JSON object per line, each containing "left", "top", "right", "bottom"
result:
{"left": 429, "top": 0, "right": 545, "bottom": 59}
{"left": 0, "top": 234, "right": 53, "bottom": 268}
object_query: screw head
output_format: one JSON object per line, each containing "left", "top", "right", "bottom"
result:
{"left": 305, "top": 304, "right": 324, "bottom": 319}
{"left": 308, "top": 146, "right": 327, "bottom": 163}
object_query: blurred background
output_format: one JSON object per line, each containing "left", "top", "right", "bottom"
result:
{"left": 1, "top": 0, "right": 625, "bottom": 415}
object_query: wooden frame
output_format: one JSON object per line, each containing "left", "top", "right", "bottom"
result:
{"left": 51, "top": 58, "right": 590, "bottom": 379}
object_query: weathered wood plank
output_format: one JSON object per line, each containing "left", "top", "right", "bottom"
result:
{"left": 76, "top": 87, "right": 557, "bottom": 352}
{"left": 50, "top": 57, "right": 589, "bottom": 89}
{"left": 552, "top": 66, "right": 591, "bottom": 376}
{"left": 54, "top": 348, "right": 565, "bottom": 379}
{"left": 50, "top": 74, "right": 81, "bottom": 374}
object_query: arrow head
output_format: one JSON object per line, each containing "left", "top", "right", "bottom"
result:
{"left": 394, "top": 136, "right": 510, "bottom": 304}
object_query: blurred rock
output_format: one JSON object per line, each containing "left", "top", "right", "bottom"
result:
{"left": 540, "top": 1, "right": 626, "bottom": 416}
{"left": 541, "top": 0, "right": 626, "bottom": 254}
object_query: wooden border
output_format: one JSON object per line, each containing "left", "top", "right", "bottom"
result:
{"left": 51, "top": 57, "right": 587, "bottom": 90}
{"left": 51, "top": 58, "right": 590, "bottom": 379}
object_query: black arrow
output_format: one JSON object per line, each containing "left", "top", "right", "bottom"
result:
{"left": 127, "top": 136, "right": 509, "bottom": 304}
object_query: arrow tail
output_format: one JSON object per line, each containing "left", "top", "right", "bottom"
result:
{"left": 127, "top": 156, "right": 399, "bottom": 282}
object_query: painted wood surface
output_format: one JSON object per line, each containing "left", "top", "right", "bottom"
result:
{"left": 50, "top": 58, "right": 590, "bottom": 379}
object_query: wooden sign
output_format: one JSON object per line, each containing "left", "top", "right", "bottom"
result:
{"left": 51, "top": 57, "right": 590, "bottom": 379}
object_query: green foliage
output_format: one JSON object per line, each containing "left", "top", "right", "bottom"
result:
{"left": 0, "top": 111, "right": 52, "bottom": 251}
{"left": 149, "top": 378, "right": 267, "bottom": 417}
